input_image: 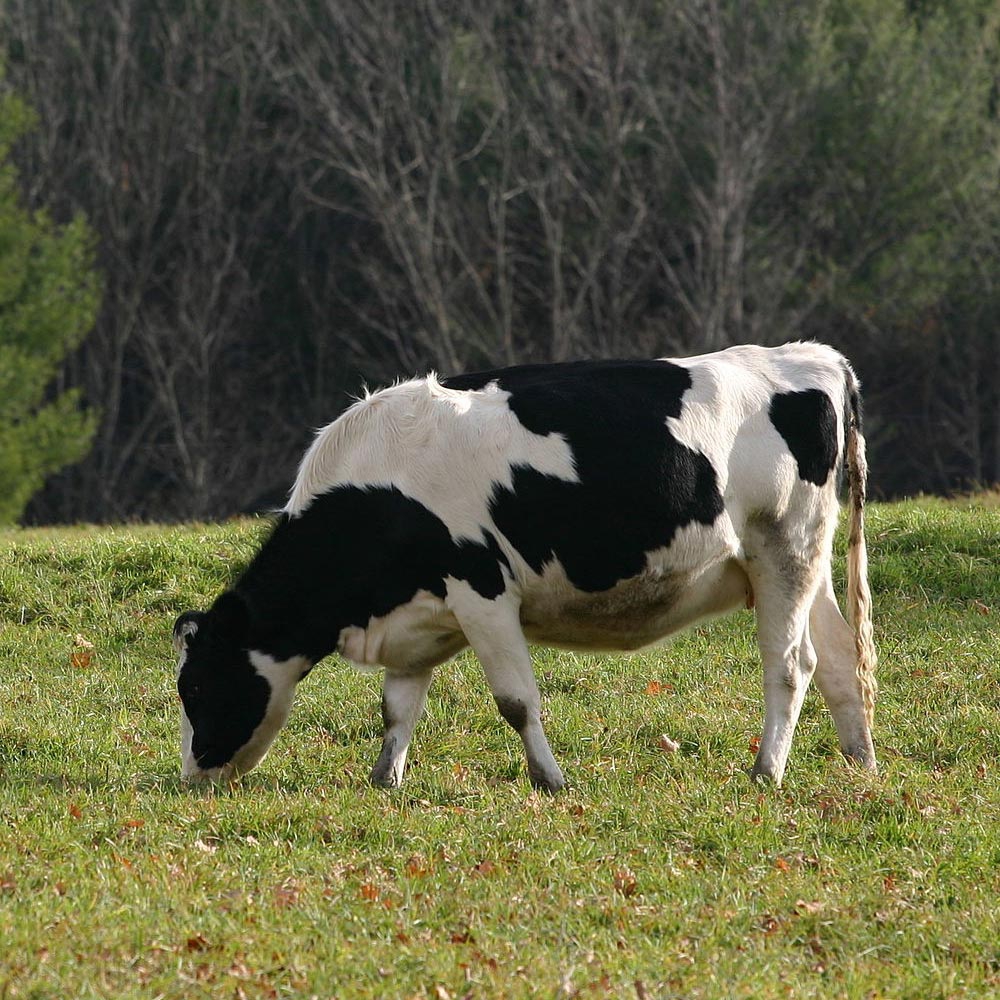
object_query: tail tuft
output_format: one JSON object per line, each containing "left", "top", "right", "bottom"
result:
{"left": 845, "top": 378, "right": 878, "bottom": 727}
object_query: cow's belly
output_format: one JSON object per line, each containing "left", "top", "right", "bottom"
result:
{"left": 337, "top": 553, "right": 751, "bottom": 672}
{"left": 519, "top": 558, "right": 750, "bottom": 651}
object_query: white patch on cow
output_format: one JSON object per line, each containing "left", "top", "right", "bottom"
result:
{"left": 173, "top": 617, "right": 199, "bottom": 655}
{"left": 336, "top": 589, "right": 466, "bottom": 673}
{"left": 665, "top": 343, "right": 849, "bottom": 529}
{"left": 336, "top": 626, "right": 380, "bottom": 671}
{"left": 225, "top": 651, "right": 309, "bottom": 777}
{"left": 175, "top": 642, "right": 198, "bottom": 780}
{"left": 284, "top": 375, "right": 578, "bottom": 543}
{"left": 179, "top": 703, "right": 196, "bottom": 778}
{"left": 656, "top": 515, "right": 742, "bottom": 573}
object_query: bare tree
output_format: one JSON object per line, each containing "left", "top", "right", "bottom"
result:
{"left": 4, "top": 0, "right": 306, "bottom": 519}
{"left": 3, "top": 0, "right": 998, "bottom": 519}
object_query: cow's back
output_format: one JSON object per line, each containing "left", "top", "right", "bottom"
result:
{"left": 284, "top": 343, "right": 850, "bottom": 616}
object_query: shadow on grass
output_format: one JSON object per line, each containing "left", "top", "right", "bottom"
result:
{"left": 0, "top": 767, "right": 324, "bottom": 796}
{"left": 2, "top": 768, "right": 202, "bottom": 795}
{"left": 1, "top": 765, "right": 462, "bottom": 799}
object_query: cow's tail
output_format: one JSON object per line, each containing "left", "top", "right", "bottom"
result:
{"left": 843, "top": 367, "right": 877, "bottom": 728}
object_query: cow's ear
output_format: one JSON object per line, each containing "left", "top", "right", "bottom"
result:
{"left": 173, "top": 610, "right": 204, "bottom": 653}
{"left": 210, "top": 590, "right": 249, "bottom": 639}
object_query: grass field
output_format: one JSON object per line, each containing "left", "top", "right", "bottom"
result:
{"left": 1, "top": 499, "right": 998, "bottom": 999}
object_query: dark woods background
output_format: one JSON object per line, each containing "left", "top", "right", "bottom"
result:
{"left": 3, "top": 0, "right": 999, "bottom": 523}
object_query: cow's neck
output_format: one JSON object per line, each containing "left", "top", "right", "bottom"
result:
{"left": 231, "top": 503, "right": 371, "bottom": 666}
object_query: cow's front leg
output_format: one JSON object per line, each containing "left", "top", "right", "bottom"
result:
{"left": 447, "top": 582, "right": 564, "bottom": 793}
{"left": 370, "top": 668, "right": 434, "bottom": 788}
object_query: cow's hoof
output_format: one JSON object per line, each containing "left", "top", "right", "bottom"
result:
{"left": 528, "top": 768, "right": 565, "bottom": 794}
{"left": 841, "top": 747, "right": 878, "bottom": 771}
{"left": 369, "top": 764, "right": 403, "bottom": 789}
{"left": 748, "top": 765, "right": 780, "bottom": 787}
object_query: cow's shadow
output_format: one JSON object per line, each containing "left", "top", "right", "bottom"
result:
{"left": 4, "top": 766, "right": 363, "bottom": 796}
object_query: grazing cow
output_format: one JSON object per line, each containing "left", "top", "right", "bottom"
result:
{"left": 173, "top": 342, "right": 877, "bottom": 790}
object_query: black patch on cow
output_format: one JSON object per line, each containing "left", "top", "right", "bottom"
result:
{"left": 235, "top": 487, "right": 510, "bottom": 663}
{"left": 445, "top": 360, "right": 724, "bottom": 592}
{"left": 494, "top": 695, "right": 528, "bottom": 733}
{"left": 769, "top": 388, "right": 838, "bottom": 487}
{"left": 177, "top": 591, "right": 271, "bottom": 769}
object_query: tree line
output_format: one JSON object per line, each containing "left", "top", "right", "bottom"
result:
{"left": 1, "top": 0, "right": 998, "bottom": 524}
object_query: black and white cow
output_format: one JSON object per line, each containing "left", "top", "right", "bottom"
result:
{"left": 173, "top": 342, "right": 877, "bottom": 790}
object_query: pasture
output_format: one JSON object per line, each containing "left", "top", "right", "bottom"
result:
{"left": 1, "top": 499, "right": 998, "bottom": 998}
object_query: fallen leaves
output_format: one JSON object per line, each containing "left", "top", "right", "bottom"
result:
{"left": 273, "top": 881, "right": 301, "bottom": 909}
{"left": 644, "top": 680, "right": 674, "bottom": 696}
{"left": 405, "top": 854, "right": 433, "bottom": 877}
{"left": 119, "top": 728, "right": 153, "bottom": 756}
{"left": 793, "top": 899, "right": 825, "bottom": 916}
{"left": 613, "top": 869, "right": 638, "bottom": 898}
{"left": 71, "top": 633, "right": 95, "bottom": 668}
{"left": 185, "top": 933, "right": 210, "bottom": 953}
{"left": 657, "top": 734, "right": 680, "bottom": 753}
{"left": 148, "top": 939, "right": 297, "bottom": 1000}
{"left": 772, "top": 852, "right": 821, "bottom": 873}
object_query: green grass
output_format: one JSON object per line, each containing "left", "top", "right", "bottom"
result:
{"left": 1, "top": 500, "right": 999, "bottom": 999}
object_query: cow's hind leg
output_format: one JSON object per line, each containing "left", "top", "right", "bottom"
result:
{"left": 745, "top": 517, "right": 824, "bottom": 786}
{"left": 447, "top": 582, "right": 564, "bottom": 793}
{"left": 370, "top": 668, "right": 434, "bottom": 788}
{"left": 810, "top": 573, "right": 877, "bottom": 770}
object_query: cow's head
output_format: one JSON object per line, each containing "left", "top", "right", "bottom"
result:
{"left": 172, "top": 591, "right": 307, "bottom": 782}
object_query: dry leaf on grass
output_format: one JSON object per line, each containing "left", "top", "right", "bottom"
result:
{"left": 71, "top": 634, "right": 95, "bottom": 668}
{"left": 644, "top": 680, "right": 674, "bottom": 696}
{"left": 185, "top": 934, "right": 210, "bottom": 952}
{"left": 613, "top": 869, "right": 638, "bottom": 897}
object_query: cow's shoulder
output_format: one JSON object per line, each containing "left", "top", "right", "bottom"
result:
{"left": 285, "top": 376, "right": 487, "bottom": 508}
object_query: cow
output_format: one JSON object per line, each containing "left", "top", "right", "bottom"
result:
{"left": 173, "top": 341, "right": 877, "bottom": 791}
